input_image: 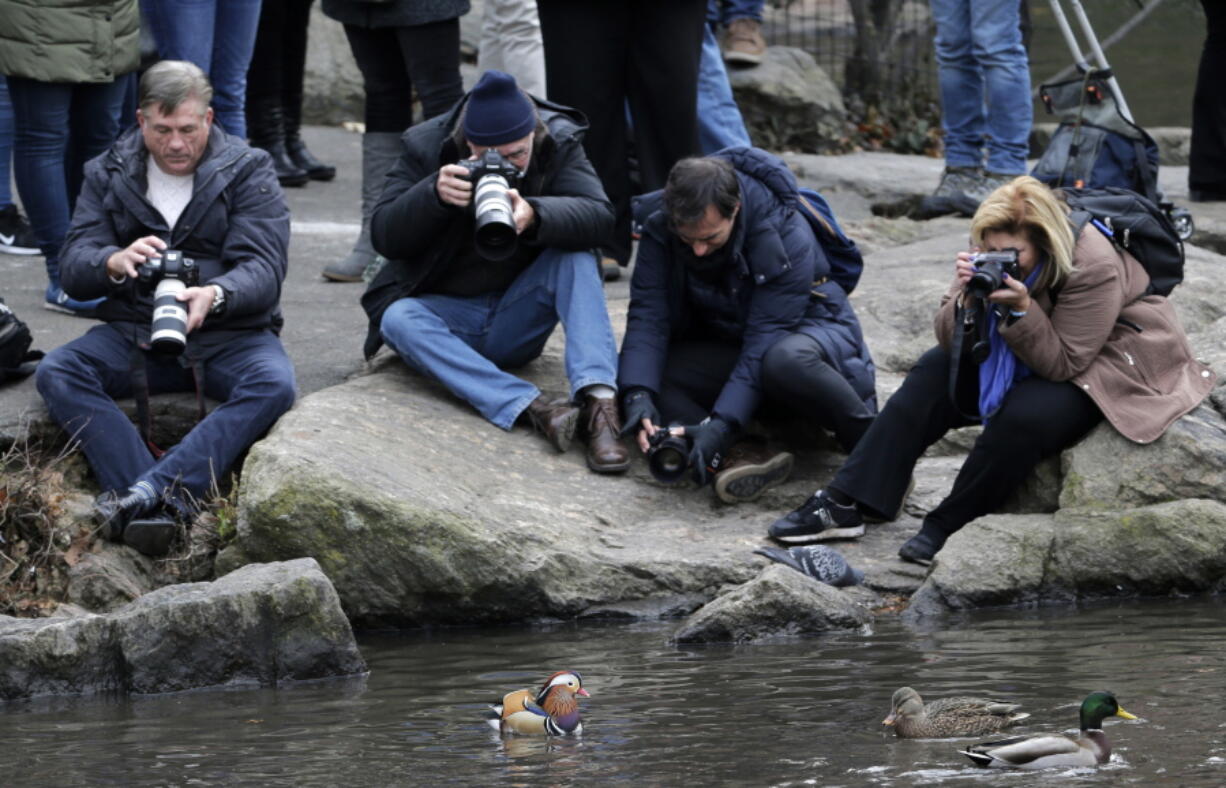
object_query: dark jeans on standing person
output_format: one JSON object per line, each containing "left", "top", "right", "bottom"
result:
{"left": 655, "top": 334, "right": 876, "bottom": 451}
{"left": 829, "top": 345, "right": 1102, "bottom": 537}
{"left": 246, "top": 0, "right": 314, "bottom": 117}
{"left": 5, "top": 76, "right": 126, "bottom": 282}
{"left": 537, "top": 0, "right": 706, "bottom": 266}
{"left": 1190, "top": 0, "right": 1226, "bottom": 197}
{"left": 343, "top": 19, "right": 464, "bottom": 132}
{"left": 35, "top": 323, "right": 297, "bottom": 506}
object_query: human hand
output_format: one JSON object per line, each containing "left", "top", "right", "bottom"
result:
{"left": 986, "top": 272, "right": 1032, "bottom": 313}
{"left": 674, "top": 417, "right": 732, "bottom": 485}
{"left": 107, "top": 236, "right": 167, "bottom": 280}
{"left": 508, "top": 189, "right": 535, "bottom": 234}
{"left": 176, "top": 285, "right": 217, "bottom": 333}
{"left": 953, "top": 250, "right": 977, "bottom": 291}
{"left": 620, "top": 389, "right": 662, "bottom": 453}
{"left": 437, "top": 163, "right": 474, "bottom": 207}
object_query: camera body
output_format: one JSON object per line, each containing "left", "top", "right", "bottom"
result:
{"left": 966, "top": 249, "right": 1021, "bottom": 299}
{"left": 137, "top": 249, "right": 198, "bottom": 355}
{"left": 457, "top": 149, "right": 521, "bottom": 261}
{"left": 646, "top": 428, "right": 692, "bottom": 484}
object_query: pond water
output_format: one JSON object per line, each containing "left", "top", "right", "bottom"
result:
{"left": 3, "top": 597, "right": 1225, "bottom": 786}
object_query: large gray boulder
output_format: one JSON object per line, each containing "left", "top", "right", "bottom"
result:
{"left": 0, "top": 559, "right": 365, "bottom": 700}
{"left": 302, "top": 6, "right": 364, "bottom": 127}
{"left": 906, "top": 499, "right": 1226, "bottom": 616}
{"left": 672, "top": 564, "right": 870, "bottom": 644}
{"left": 729, "top": 46, "right": 847, "bottom": 154}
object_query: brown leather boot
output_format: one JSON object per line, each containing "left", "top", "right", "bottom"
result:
{"left": 713, "top": 440, "right": 794, "bottom": 504}
{"left": 524, "top": 394, "right": 581, "bottom": 452}
{"left": 582, "top": 396, "right": 630, "bottom": 473}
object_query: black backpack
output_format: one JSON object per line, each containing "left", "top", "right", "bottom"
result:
{"left": 1057, "top": 187, "right": 1184, "bottom": 297}
{"left": 0, "top": 298, "right": 44, "bottom": 382}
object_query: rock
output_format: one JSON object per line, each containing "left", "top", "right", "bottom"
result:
{"left": 0, "top": 559, "right": 365, "bottom": 700}
{"left": 67, "top": 543, "right": 156, "bottom": 613}
{"left": 906, "top": 499, "right": 1226, "bottom": 616}
{"left": 302, "top": 7, "right": 364, "bottom": 126}
{"left": 671, "top": 564, "right": 870, "bottom": 644}
{"left": 729, "top": 46, "right": 847, "bottom": 154}
{"left": 1060, "top": 405, "right": 1226, "bottom": 509}
{"left": 215, "top": 359, "right": 765, "bottom": 628}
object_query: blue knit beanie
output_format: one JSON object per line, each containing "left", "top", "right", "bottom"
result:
{"left": 463, "top": 70, "right": 536, "bottom": 146}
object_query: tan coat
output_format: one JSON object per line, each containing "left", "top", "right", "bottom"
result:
{"left": 934, "top": 225, "right": 1215, "bottom": 444}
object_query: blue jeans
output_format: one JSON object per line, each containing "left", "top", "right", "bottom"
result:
{"left": 0, "top": 76, "right": 12, "bottom": 208}
{"left": 140, "top": 0, "right": 262, "bottom": 138}
{"left": 6, "top": 76, "right": 126, "bottom": 284}
{"left": 380, "top": 248, "right": 619, "bottom": 430}
{"left": 697, "top": 21, "right": 752, "bottom": 154}
{"left": 36, "top": 324, "right": 297, "bottom": 504}
{"left": 708, "top": 0, "right": 764, "bottom": 24}
{"left": 930, "top": 0, "right": 1032, "bottom": 174}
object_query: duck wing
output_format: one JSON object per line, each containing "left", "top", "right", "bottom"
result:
{"left": 961, "top": 733, "right": 1094, "bottom": 769}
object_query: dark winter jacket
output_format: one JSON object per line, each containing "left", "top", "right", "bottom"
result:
{"left": 618, "top": 147, "right": 877, "bottom": 429}
{"left": 0, "top": 0, "right": 139, "bottom": 83}
{"left": 61, "top": 124, "right": 291, "bottom": 343}
{"left": 321, "top": 0, "right": 469, "bottom": 29}
{"left": 360, "top": 94, "right": 613, "bottom": 358}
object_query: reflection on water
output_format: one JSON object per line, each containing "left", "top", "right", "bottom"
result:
{"left": 2, "top": 598, "right": 1225, "bottom": 786}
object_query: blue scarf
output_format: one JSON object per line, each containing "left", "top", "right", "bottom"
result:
{"left": 977, "top": 263, "right": 1044, "bottom": 422}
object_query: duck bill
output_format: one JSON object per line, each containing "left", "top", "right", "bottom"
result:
{"left": 882, "top": 713, "right": 896, "bottom": 726}
{"left": 1115, "top": 707, "right": 1138, "bottom": 720}
{"left": 577, "top": 688, "right": 591, "bottom": 697}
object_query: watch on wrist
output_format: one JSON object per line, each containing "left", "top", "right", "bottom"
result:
{"left": 209, "top": 285, "right": 226, "bottom": 315}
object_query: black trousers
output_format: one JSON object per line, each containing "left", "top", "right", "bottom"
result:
{"left": 831, "top": 346, "right": 1102, "bottom": 536}
{"left": 343, "top": 19, "right": 464, "bottom": 133}
{"left": 246, "top": 0, "right": 314, "bottom": 114}
{"left": 1190, "top": 0, "right": 1226, "bottom": 194}
{"left": 655, "top": 333, "right": 876, "bottom": 451}
{"left": 537, "top": 0, "right": 706, "bottom": 265}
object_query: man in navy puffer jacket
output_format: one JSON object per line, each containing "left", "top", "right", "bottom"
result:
{"left": 618, "top": 148, "right": 877, "bottom": 503}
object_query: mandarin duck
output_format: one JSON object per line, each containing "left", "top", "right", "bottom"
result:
{"left": 488, "top": 670, "right": 589, "bottom": 736}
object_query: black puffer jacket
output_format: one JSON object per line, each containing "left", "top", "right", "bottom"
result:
{"left": 619, "top": 147, "right": 877, "bottom": 428}
{"left": 360, "top": 94, "right": 613, "bottom": 358}
{"left": 61, "top": 125, "right": 290, "bottom": 339}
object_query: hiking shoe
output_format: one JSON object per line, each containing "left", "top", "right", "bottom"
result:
{"left": 968, "top": 171, "right": 1022, "bottom": 202}
{"left": 0, "top": 204, "right": 39, "bottom": 255}
{"left": 768, "top": 489, "right": 865, "bottom": 543}
{"left": 714, "top": 443, "right": 794, "bottom": 504}
{"left": 44, "top": 283, "right": 104, "bottom": 316}
{"left": 916, "top": 166, "right": 983, "bottom": 219}
{"left": 723, "top": 17, "right": 766, "bottom": 65}
{"left": 898, "top": 530, "right": 944, "bottom": 565}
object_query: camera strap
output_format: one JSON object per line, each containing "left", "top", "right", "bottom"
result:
{"left": 129, "top": 344, "right": 208, "bottom": 459}
{"left": 947, "top": 300, "right": 984, "bottom": 422}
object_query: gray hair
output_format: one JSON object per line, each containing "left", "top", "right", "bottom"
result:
{"left": 139, "top": 60, "right": 213, "bottom": 115}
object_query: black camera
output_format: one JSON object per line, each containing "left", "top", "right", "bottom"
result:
{"left": 647, "top": 428, "right": 692, "bottom": 484}
{"left": 136, "top": 249, "right": 198, "bottom": 355}
{"left": 457, "top": 149, "right": 522, "bottom": 261}
{"left": 965, "top": 250, "right": 1021, "bottom": 299}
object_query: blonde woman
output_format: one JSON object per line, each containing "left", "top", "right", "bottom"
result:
{"left": 768, "top": 176, "right": 1214, "bottom": 563}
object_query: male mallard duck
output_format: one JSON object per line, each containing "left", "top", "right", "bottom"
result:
{"left": 883, "top": 686, "right": 1029, "bottom": 738}
{"left": 960, "top": 691, "right": 1137, "bottom": 769}
{"left": 488, "top": 671, "right": 590, "bottom": 736}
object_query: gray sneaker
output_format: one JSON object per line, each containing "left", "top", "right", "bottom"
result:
{"left": 917, "top": 166, "right": 983, "bottom": 219}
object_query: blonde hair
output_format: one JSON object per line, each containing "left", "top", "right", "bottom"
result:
{"left": 970, "top": 175, "right": 1076, "bottom": 293}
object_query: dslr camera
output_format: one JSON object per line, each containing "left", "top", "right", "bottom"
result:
{"left": 137, "top": 249, "right": 198, "bottom": 355}
{"left": 965, "top": 249, "right": 1021, "bottom": 299}
{"left": 646, "top": 428, "right": 692, "bottom": 484}
{"left": 457, "top": 149, "right": 522, "bottom": 261}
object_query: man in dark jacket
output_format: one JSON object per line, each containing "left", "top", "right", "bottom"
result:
{"left": 619, "top": 149, "right": 877, "bottom": 504}
{"left": 35, "top": 61, "right": 296, "bottom": 556}
{"left": 361, "top": 70, "right": 628, "bottom": 473}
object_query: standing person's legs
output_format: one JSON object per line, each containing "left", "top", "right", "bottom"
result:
{"left": 246, "top": 0, "right": 312, "bottom": 186}
{"left": 1190, "top": 0, "right": 1226, "bottom": 199}
{"left": 393, "top": 18, "right": 465, "bottom": 122}
{"left": 719, "top": 0, "right": 765, "bottom": 25}
{"left": 696, "top": 21, "right": 752, "bottom": 154}
{"left": 760, "top": 332, "right": 876, "bottom": 453}
{"left": 479, "top": 0, "right": 547, "bottom": 97}
{"left": 65, "top": 80, "right": 126, "bottom": 214}
{"left": 0, "top": 75, "right": 38, "bottom": 255}
{"left": 930, "top": 0, "right": 984, "bottom": 171}
{"left": 969, "top": 0, "right": 1031, "bottom": 178}
{"left": 35, "top": 324, "right": 193, "bottom": 494}
{"left": 538, "top": 0, "right": 628, "bottom": 263}
{"left": 209, "top": 0, "right": 262, "bottom": 137}
{"left": 281, "top": 0, "right": 334, "bottom": 180}
{"left": 139, "top": 0, "right": 218, "bottom": 92}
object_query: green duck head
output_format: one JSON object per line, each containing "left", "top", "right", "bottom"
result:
{"left": 1079, "top": 691, "right": 1138, "bottom": 730}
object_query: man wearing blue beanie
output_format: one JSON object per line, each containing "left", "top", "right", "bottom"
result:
{"left": 359, "top": 69, "right": 629, "bottom": 473}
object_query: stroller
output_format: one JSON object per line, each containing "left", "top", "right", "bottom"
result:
{"left": 1030, "top": 0, "right": 1194, "bottom": 240}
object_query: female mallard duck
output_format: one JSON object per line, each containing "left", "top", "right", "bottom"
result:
{"left": 960, "top": 691, "right": 1137, "bottom": 769}
{"left": 488, "top": 671, "right": 590, "bottom": 736}
{"left": 883, "top": 686, "right": 1029, "bottom": 738}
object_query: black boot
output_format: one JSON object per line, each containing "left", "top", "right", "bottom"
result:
{"left": 284, "top": 92, "right": 336, "bottom": 181}
{"left": 247, "top": 98, "right": 309, "bottom": 188}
